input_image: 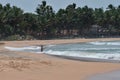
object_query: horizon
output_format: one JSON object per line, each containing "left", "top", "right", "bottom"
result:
{"left": 0, "top": 0, "right": 120, "bottom": 13}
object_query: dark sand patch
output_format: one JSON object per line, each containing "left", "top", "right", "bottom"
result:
{"left": 87, "top": 70, "right": 120, "bottom": 80}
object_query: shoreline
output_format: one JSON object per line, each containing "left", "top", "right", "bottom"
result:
{"left": 48, "top": 54, "right": 120, "bottom": 63}
{"left": 4, "top": 38, "right": 120, "bottom": 47}
{"left": 1, "top": 38, "right": 120, "bottom": 80}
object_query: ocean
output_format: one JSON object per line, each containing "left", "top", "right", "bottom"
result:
{"left": 5, "top": 41, "right": 120, "bottom": 61}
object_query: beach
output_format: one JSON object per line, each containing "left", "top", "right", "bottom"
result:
{"left": 0, "top": 38, "right": 120, "bottom": 80}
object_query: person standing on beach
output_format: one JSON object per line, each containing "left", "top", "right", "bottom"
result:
{"left": 41, "top": 45, "right": 44, "bottom": 52}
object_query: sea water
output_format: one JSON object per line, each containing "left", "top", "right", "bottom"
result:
{"left": 5, "top": 41, "right": 120, "bottom": 60}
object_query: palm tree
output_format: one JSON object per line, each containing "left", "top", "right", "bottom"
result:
{"left": 55, "top": 9, "right": 67, "bottom": 37}
{"left": 65, "top": 3, "right": 77, "bottom": 37}
{"left": 76, "top": 6, "right": 94, "bottom": 37}
{"left": 36, "top": 0, "right": 55, "bottom": 39}
{"left": 22, "top": 13, "right": 38, "bottom": 36}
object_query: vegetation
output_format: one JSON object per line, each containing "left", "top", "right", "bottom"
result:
{"left": 0, "top": 1, "right": 120, "bottom": 40}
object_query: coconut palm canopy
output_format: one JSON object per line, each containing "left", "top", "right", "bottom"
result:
{"left": 0, "top": 1, "right": 120, "bottom": 40}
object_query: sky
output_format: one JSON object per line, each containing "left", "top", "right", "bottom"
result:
{"left": 0, "top": 0, "right": 120, "bottom": 13}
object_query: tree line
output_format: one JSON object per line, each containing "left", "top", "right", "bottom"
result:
{"left": 0, "top": 1, "right": 120, "bottom": 40}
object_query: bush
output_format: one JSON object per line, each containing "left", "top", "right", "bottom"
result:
{"left": 4, "top": 35, "right": 35, "bottom": 41}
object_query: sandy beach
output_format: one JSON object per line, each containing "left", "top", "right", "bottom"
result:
{"left": 0, "top": 38, "right": 120, "bottom": 80}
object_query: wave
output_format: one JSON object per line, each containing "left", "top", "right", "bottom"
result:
{"left": 5, "top": 41, "right": 120, "bottom": 61}
{"left": 45, "top": 50, "right": 120, "bottom": 60}
{"left": 45, "top": 45, "right": 56, "bottom": 48}
{"left": 5, "top": 46, "right": 41, "bottom": 53}
{"left": 70, "top": 48, "right": 120, "bottom": 51}
{"left": 89, "top": 41, "right": 120, "bottom": 46}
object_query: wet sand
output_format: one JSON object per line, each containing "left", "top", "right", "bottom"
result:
{"left": 0, "top": 38, "right": 120, "bottom": 80}
{"left": 87, "top": 70, "right": 120, "bottom": 80}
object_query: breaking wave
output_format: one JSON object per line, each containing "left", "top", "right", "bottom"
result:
{"left": 5, "top": 46, "right": 42, "bottom": 53}
{"left": 45, "top": 50, "right": 120, "bottom": 60}
{"left": 89, "top": 41, "right": 120, "bottom": 45}
{"left": 4, "top": 41, "right": 120, "bottom": 60}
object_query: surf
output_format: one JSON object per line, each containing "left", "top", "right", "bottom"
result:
{"left": 4, "top": 41, "right": 120, "bottom": 61}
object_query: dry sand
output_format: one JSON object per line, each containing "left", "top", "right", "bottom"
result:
{"left": 0, "top": 38, "right": 120, "bottom": 80}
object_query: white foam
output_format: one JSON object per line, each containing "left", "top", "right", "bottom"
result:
{"left": 4, "top": 41, "right": 120, "bottom": 61}
{"left": 45, "top": 50, "right": 120, "bottom": 60}
{"left": 77, "top": 48, "right": 120, "bottom": 51}
{"left": 46, "top": 45, "right": 56, "bottom": 47}
{"left": 89, "top": 41, "right": 120, "bottom": 46}
{"left": 5, "top": 46, "right": 41, "bottom": 52}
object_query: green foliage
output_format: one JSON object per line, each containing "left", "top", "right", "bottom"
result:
{"left": 4, "top": 35, "right": 35, "bottom": 41}
{"left": 0, "top": 1, "right": 120, "bottom": 40}
{"left": 5, "top": 35, "right": 22, "bottom": 41}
